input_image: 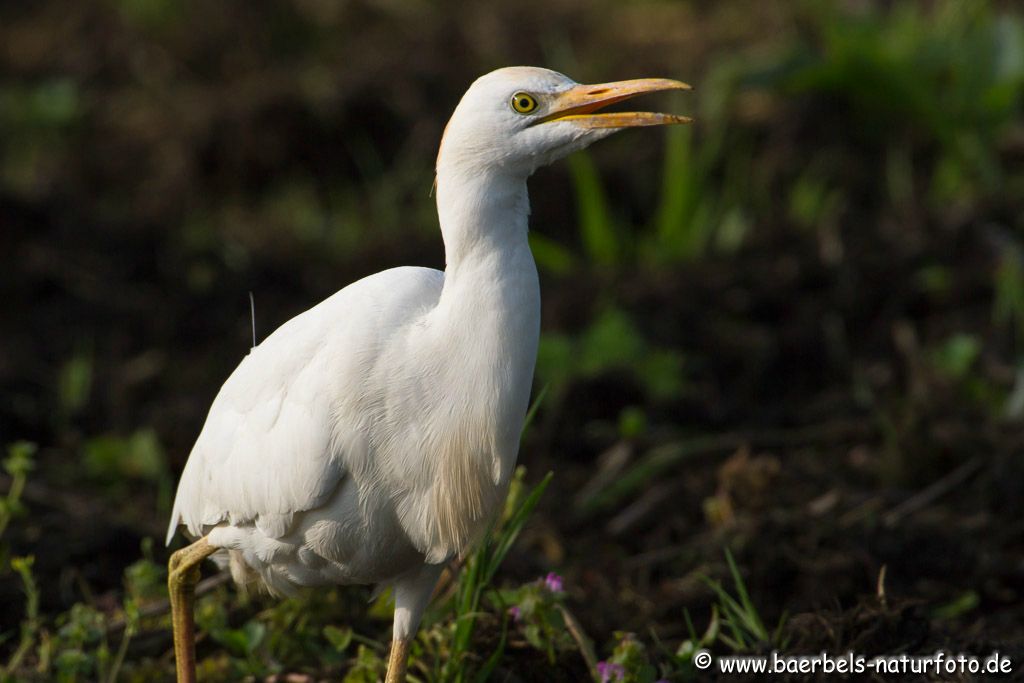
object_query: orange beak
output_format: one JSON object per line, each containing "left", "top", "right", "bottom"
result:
{"left": 539, "top": 78, "right": 692, "bottom": 128}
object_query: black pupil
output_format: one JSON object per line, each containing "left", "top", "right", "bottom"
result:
{"left": 519, "top": 97, "right": 530, "bottom": 109}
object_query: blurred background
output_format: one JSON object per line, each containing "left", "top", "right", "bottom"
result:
{"left": 2, "top": 0, "right": 1023, "bottom": 680}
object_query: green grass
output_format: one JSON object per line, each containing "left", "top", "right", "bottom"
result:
{"left": 1, "top": 435, "right": 784, "bottom": 683}
{"left": 540, "top": 0, "right": 1021, "bottom": 277}
{"left": 0, "top": 469, "right": 561, "bottom": 682}
{"left": 439, "top": 468, "right": 554, "bottom": 682}
{"left": 0, "top": 390, "right": 568, "bottom": 682}
{"left": 529, "top": 0, "right": 1024, "bottom": 504}
{"left": 702, "top": 549, "right": 787, "bottom": 653}
{"left": 0, "top": 442, "right": 34, "bottom": 546}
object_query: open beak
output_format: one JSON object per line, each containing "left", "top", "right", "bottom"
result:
{"left": 539, "top": 78, "right": 692, "bottom": 128}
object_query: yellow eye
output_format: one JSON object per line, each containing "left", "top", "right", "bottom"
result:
{"left": 510, "top": 92, "right": 538, "bottom": 114}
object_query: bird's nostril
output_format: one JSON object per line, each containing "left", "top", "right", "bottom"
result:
{"left": 588, "top": 89, "right": 609, "bottom": 95}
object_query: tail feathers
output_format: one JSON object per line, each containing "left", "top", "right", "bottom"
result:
{"left": 165, "top": 511, "right": 180, "bottom": 546}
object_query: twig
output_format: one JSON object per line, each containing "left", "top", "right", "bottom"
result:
{"left": 578, "top": 419, "right": 874, "bottom": 517}
{"left": 106, "top": 571, "right": 232, "bottom": 634}
{"left": 574, "top": 441, "right": 633, "bottom": 509}
{"left": 606, "top": 478, "right": 679, "bottom": 537}
{"left": 876, "top": 564, "right": 888, "bottom": 609}
{"left": 882, "top": 456, "right": 984, "bottom": 527}
{"left": 557, "top": 604, "right": 599, "bottom": 679}
{"left": 0, "top": 474, "right": 166, "bottom": 539}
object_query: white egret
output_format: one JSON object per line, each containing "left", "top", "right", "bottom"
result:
{"left": 165, "top": 66, "right": 690, "bottom": 683}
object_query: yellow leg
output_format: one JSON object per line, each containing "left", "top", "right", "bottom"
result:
{"left": 384, "top": 638, "right": 410, "bottom": 683}
{"left": 168, "top": 537, "right": 217, "bottom": 683}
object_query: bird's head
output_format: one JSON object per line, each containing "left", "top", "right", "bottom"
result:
{"left": 436, "top": 66, "right": 691, "bottom": 179}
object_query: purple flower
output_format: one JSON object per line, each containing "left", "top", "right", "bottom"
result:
{"left": 508, "top": 606, "right": 522, "bottom": 622}
{"left": 543, "top": 572, "right": 564, "bottom": 593}
{"left": 596, "top": 661, "right": 625, "bottom": 683}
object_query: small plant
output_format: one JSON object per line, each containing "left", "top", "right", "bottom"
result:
{"left": 994, "top": 252, "right": 1024, "bottom": 352}
{"left": 2, "top": 556, "right": 41, "bottom": 682}
{"left": 56, "top": 351, "right": 93, "bottom": 426}
{"left": 439, "top": 467, "right": 554, "bottom": 682}
{"left": 702, "top": 549, "right": 786, "bottom": 653}
{"left": 578, "top": 550, "right": 782, "bottom": 683}
{"left": 596, "top": 632, "right": 661, "bottom": 683}
{"left": 766, "top": 1, "right": 1022, "bottom": 203}
{"left": 536, "top": 307, "right": 687, "bottom": 416}
{"left": 0, "top": 442, "right": 35, "bottom": 549}
{"left": 493, "top": 572, "right": 574, "bottom": 665}
{"left": 568, "top": 152, "right": 621, "bottom": 269}
{"left": 81, "top": 429, "right": 173, "bottom": 510}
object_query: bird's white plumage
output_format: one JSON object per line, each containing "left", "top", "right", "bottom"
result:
{"left": 166, "top": 66, "right": 681, "bottom": 643}
{"left": 167, "top": 266, "right": 444, "bottom": 543}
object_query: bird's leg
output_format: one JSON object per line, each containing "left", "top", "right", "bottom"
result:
{"left": 385, "top": 563, "right": 444, "bottom": 683}
{"left": 384, "top": 638, "right": 410, "bottom": 683}
{"left": 168, "top": 536, "right": 217, "bottom": 683}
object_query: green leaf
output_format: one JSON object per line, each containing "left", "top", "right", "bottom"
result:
{"left": 578, "top": 308, "right": 645, "bottom": 376}
{"left": 567, "top": 152, "right": 620, "bottom": 267}
{"left": 932, "top": 590, "right": 980, "bottom": 620}
{"left": 57, "top": 353, "right": 93, "bottom": 419}
{"left": 82, "top": 429, "right": 167, "bottom": 482}
{"left": 529, "top": 232, "right": 579, "bottom": 275}
{"left": 656, "top": 124, "right": 705, "bottom": 260}
{"left": 323, "top": 625, "right": 353, "bottom": 652}
{"left": 931, "top": 334, "right": 981, "bottom": 379}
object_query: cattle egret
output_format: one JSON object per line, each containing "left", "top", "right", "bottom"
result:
{"left": 165, "top": 66, "right": 691, "bottom": 683}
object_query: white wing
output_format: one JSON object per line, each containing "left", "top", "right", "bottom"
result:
{"left": 166, "top": 266, "right": 445, "bottom": 545}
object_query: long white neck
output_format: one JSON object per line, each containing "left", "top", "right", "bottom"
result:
{"left": 433, "top": 163, "right": 539, "bottom": 315}
{"left": 436, "top": 166, "right": 530, "bottom": 277}
{"left": 394, "top": 164, "right": 540, "bottom": 562}
{"left": 430, "top": 162, "right": 541, "bottom": 455}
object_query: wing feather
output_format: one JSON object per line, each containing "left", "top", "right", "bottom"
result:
{"left": 166, "top": 267, "right": 444, "bottom": 545}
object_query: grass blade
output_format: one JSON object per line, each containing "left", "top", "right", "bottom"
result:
{"left": 567, "top": 152, "right": 620, "bottom": 267}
